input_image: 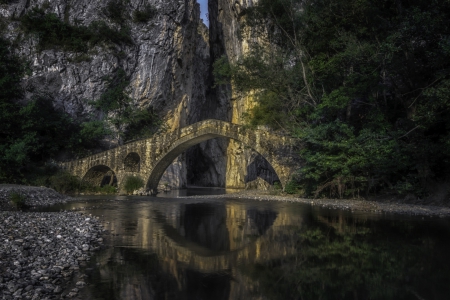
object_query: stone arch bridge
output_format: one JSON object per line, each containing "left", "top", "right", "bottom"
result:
{"left": 60, "top": 119, "right": 299, "bottom": 193}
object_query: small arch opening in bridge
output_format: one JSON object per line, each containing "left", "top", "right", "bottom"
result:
{"left": 83, "top": 165, "right": 117, "bottom": 187}
{"left": 123, "top": 152, "right": 140, "bottom": 172}
{"left": 244, "top": 152, "right": 280, "bottom": 189}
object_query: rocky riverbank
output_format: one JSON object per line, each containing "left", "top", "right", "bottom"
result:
{"left": 184, "top": 190, "right": 450, "bottom": 217}
{"left": 0, "top": 185, "right": 106, "bottom": 299}
{"left": 0, "top": 185, "right": 75, "bottom": 211}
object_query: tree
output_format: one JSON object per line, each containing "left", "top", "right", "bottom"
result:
{"left": 219, "top": 0, "right": 450, "bottom": 197}
{"left": 92, "top": 68, "right": 164, "bottom": 145}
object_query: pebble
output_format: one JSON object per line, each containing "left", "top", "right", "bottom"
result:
{"left": 0, "top": 185, "right": 105, "bottom": 300}
{"left": 0, "top": 185, "right": 78, "bottom": 210}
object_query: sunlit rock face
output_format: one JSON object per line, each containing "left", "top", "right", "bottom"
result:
{"left": 0, "top": 0, "right": 209, "bottom": 188}
{"left": 186, "top": 0, "right": 279, "bottom": 189}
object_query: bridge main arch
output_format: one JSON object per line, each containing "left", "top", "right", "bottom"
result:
{"left": 145, "top": 120, "right": 296, "bottom": 192}
{"left": 60, "top": 119, "right": 299, "bottom": 193}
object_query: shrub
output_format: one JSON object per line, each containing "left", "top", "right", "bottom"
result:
{"left": 284, "top": 180, "right": 301, "bottom": 194}
{"left": 104, "top": 0, "right": 127, "bottom": 25}
{"left": 9, "top": 192, "right": 27, "bottom": 209}
{"left": 123, "top": 176, "right": 144, "bottom": 194}
{"left": 132, "top": 5, "right": 157, "bottom": 23}
{"left": 49, "top": 171, "right": 83, "bottom": 194}
{"left": 19, "top": 8, "right": 133, "bottom": 53}
{"left": 67, "top": 54, "right": 92, "bottom": 63}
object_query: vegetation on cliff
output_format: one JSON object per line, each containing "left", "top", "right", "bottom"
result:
{"left": 215, "top": 0, "right": 450, "bottom": 198}
{"left": 0, "top": 34, "right": 162, "bottom": 184}
{"left": 19, "top": 7, "right": 133, "bottom": 53}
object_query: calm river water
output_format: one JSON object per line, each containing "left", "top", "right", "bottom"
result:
{"left": 44, "top": 189, "right": 450, "bottom": 300}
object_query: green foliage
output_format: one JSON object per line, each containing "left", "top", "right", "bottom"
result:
{"left": 0, "top": 92, "right": 108, "bottom": 182}
{"left": 19, "top": 8, "right": 133, "bottom": 53}
{"left": 45, "top": 171, "right": 117, "bottom": 194}
{"left": 49, "top": 171, "right": 83, "bottom": 194}
{"left": 241, "top": 218, "right": 450, "bottom": 299}
{"left": 90, "top": 185, "right": 117, "bottom": 194}
{"left": 212, "top": 55, "right": 232, "bottom": 87}
{"left": 67, "top": 54, "right": 92, "bottom": 63}
{"left": 124, "top": 108, "right": 165, "bottom": 141}
{"left": 0, "top": 38, "right": 107, "bottom": 182}
{"left": 9, "top": 192, "right": 27, "bottom": 209}
{"left": 0, "top": 16, "right": 7, "bottom": 34}
{"left": 92, "top": 68, "right": 133, "bottom": 144}
{"left": 94, "top": 68, "right": 131, "bottom": 112}
{"left": 88, "top": 20, "right": 133, "bottom": 46}
{"left": 79, "top": 120, "right": 110, "bottom": 148}
{"left": 104, "top": 0, "right": 128, "bottom": 25}
{"left": 0, "top": 38, "right": 24, "bottom": 101}
{"left": 132, "top": 5, "right": 157, "bottom": 23}
{"left": 222, "top": 0, "right": 450, "bottom": 198}
{"left": 284, "top": 180, "right": 301, "bottom": 194}
{"left": 123, "top": 176, "right": 144, "bottom": 194}
{"left": 92, "top": 68, "right": 164, "bottom": 144}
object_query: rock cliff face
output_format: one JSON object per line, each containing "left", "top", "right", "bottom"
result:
{"left": 0, "top": 0, "right": 279, "bottom": 190}
{"left": 0, "top": 0, "right": 209, "bottom": 188}
{"left": 186, "top": 0, "right": 278, "bottom": 189}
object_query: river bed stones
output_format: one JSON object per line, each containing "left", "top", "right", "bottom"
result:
{"left": 0, "top": 185, "right": 106, "bottom": 299}
{"left": 0, "top": 185, "right": 76, "bottom": 211}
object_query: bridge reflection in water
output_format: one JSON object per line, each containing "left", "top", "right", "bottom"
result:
{"left": 75, "top": 196, "right": 450, "bottom": 300}
{"left": 80, "top": 198, "right": 305, "bottom": 299}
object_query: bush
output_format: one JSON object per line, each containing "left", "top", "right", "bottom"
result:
{"left": 19, "top": 8, "right": 133, "bottom": 53}
{"left": 104, "top": 0, "right": 127, "bottom": 25}
{"left": 284, "top": 180, "right": 301, "bottom": 194}
{"left": 49, "top": 171, "right": 83, "bottom": 194}
{"left": 132, "top": 5, "right": 157, "bottom": 23}
{"left": 9, "top": 192, "right": 27, "bottom": 209}
{"left": 123, "top": 176, "right": 144, "bottom": 194}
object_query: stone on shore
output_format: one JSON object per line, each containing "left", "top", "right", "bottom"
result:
{"left": 0, "top": 185, "right": 106, "bottom": 299}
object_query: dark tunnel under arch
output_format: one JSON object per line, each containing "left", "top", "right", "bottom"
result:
{"left": 145, "top": 133, "right": 282, "bottom": 192}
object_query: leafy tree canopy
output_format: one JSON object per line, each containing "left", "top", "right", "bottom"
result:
{"left": 217, "top": 0, "right": 450, "bottom": 198}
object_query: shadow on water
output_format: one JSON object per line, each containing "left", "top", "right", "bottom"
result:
{"left": 39, "top": 190, "right": 450, "bottom": 300}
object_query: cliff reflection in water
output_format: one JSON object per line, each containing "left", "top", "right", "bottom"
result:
{"left": 79, "top": 198, "right": 450, "bottom": 300}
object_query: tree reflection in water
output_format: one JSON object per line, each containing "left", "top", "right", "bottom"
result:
{"left": 73, "top": 198, "right": 450, "bottom": 300}
{"left": 242, "top": 215, "right": 450, "bottom": 300}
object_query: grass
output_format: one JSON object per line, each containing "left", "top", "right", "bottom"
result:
{"left": 123, "top": 175, "right": 144, "bottom": 194}
{"left": 86, "top": 185, "right": 117, "bottom": 194}
{"left": 9, "top": 192, "right": 27, "bottom": 209}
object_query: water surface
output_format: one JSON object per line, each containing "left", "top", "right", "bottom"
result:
{"left": 45, "top": 190, "right": 450, "bottom": 300}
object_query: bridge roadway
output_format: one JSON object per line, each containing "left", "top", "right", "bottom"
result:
{"left": 60, "top": 119, "right": 299, "bottom": 192}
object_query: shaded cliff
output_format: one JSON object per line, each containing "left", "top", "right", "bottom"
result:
{"left": 0, "top": 0, "right": 210, "bottom": 188}
{"left": 0, "top": 0, "right": 280, "bottom": 190}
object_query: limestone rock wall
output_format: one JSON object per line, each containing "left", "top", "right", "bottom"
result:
{"left": 0, "top": 0, "right": 210, "bottom": 188}
{"left": 186, "top": 0, "right": 279, "bottom": 189}
{"left": 1, "top": 0, "right": 282, "bottom": 190}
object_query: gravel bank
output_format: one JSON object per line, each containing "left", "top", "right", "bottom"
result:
{"left": 0, "top": 186, "right": 106, "bottom": 299}
{"left": 0, "top": 185, "right": 75, "bottom": 211}
{"left": 183, "top": 191, "right": 450, "bottom": 217}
